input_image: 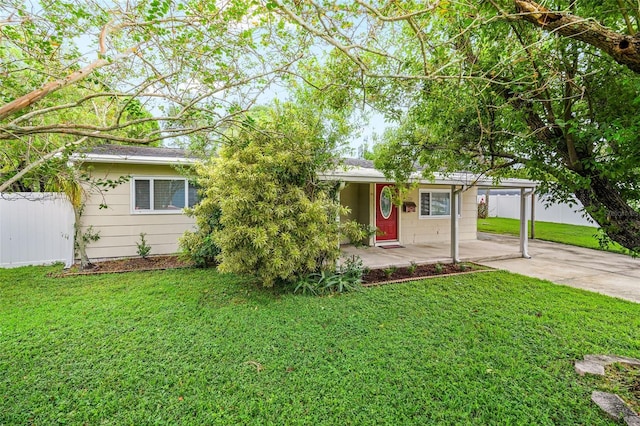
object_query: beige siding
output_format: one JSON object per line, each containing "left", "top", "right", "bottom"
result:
{"left": 339, "top": 182, "right": 478, "bottom": 246}
{"left": 339, "top": 183, "right": 371, "bottom": 225}
{"left": 357, "top": 183, "right": 371, "bottom": 227}
{"left": 339, "top": 183, "right": 371, "bottom": 244}
{"left": 81, "top": 163, "right": 195, "bottom": 259}
{"left": 339, "top": 183, "right": 359, "bottom": 221}
{"left": 399, "top": 185, "right": 477, "bottom": 244}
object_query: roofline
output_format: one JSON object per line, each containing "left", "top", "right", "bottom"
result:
{"left": 72, "top": 154, "right": 536, "bottom": 188}
{"left": 321, "top": 168, "right": 536, "bottom": 188}
{"left": 70, "top": 153, "right": 197, "bottom": 166}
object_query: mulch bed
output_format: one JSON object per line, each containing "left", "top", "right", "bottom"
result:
{"left": 54, "top": 256, "right": 490, "bottom": 284}
{"left": 53, "top": 255, "right": 193, "bottom": 277}
{"left": 362, "top": 262, "right": 490, "bottom": 286}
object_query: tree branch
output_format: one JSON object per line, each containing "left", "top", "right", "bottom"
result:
{"left": 0, "top": 136, "right": 90, "bottom": 193}
{"left": 515, "top": 0, "right": 640, "bottom": 73}
{"left": 0, "top": 21, "right": 141, "bottom": 121}
{"left": 0, "top": 57, "right": 111, "bottom": 121}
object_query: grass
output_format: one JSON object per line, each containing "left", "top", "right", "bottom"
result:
{"left": 2, "top": 266, "right": 640, "bottom": 424}
{"left": 477, "top": 217, "right": 628, "bottom": 254}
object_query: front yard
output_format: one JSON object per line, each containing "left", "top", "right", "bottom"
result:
{"left": 1, "top": 266, "right": 639, "bottom": 424}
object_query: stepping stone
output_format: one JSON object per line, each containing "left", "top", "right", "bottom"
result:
{"left": 591, "top": 391, "right": 637, "bottom": 421}
{"left": 585, "top": 355, "right": 640, "bottom": 366}
{"left": 625, "top": 415, "right": 640, "bottom": 426}
{"left": 575, "top": 360, "right": 605, "bottom": 376}
{"left": 576, "top": 354, "right": 640, "bottom": 376}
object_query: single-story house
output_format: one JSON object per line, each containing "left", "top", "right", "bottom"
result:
{"left": 75, "top": 145, "right": 536, "bottom": 261}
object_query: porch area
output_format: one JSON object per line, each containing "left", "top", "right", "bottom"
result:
{"left": 341, "top": 233, "right": 523, "bottom": 269}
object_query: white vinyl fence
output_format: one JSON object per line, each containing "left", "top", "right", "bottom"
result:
{"left": 0, "top": 193, "right": 75, "bottom": 268}
{"left": 479, "top": 193, "right": 597, "bottom": 227}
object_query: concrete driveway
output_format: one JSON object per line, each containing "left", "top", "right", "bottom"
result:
{"left": 477, "top": 234, "right": 640, "bottom": 303}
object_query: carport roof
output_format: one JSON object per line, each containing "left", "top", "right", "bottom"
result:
{"left": 328, "top": 158, "right": 536, "bottom": 189}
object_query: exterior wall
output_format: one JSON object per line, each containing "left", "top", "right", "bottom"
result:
{"left": 340, "top": 182, "right": 359, "bottom": 222}
{"left": 339, "top": 182, "right": 370, "bottom": 244}
{"left": 357, "top": 183, "right": 371, "bottom": 227}
{"left": 340, "top": 182, "right": 478, "bottom": 245}
{"left": 399, "top": 185, "right": 477, "bottom": 244}
{"left": 82, "top": 163, "right": 196, "bottom": 259}
{"left": 339, "top": 183, "right": 372, "bottom": 224}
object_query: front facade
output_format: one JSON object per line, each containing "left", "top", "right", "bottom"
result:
{"left": 329, "top": 159, "right": 536, "bottom": 259}
{"left": 339, "top": 182, "right": 478, "bottom": 246}
{"left": 75, "top": 146, "right": 536, "bottom": 261}
{"left": 76, "top": 145, "right": 198, "bottom": 259}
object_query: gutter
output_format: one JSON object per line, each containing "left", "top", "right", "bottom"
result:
{"left": 321, "top": 167, "right": 537, "bottom": 189}
{"left": 69, "top": 153, "right": 198, "bottom": 166}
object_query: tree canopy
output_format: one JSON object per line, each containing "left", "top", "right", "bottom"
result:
{"left": 3, "top": 0, "right": 640, "bottom": 252}
{"left": 1, "top": 0, "right": 305, "bottom": 190}
{"left": 271, "top": 0, "right": 640, "bottom": 252}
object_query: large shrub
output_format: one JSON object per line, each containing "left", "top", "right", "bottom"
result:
{"left": 186, "top": 103, "right": 364, "bottom": 287}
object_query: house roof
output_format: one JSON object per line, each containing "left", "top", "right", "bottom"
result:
{"left": 74, "top": 145, "right": 535, "bottom": 188}
{"left": 343, "top": 158, "right": 376, "bottom": 169}
{"left": 74, "top": 144, "right": 197, "bottom": 166}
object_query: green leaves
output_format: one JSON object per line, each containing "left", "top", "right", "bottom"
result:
{"left": 185, "top": 102, "right": 351, "bottom": 287}
{"left": 146, "top": 0, "right": 172, "bottom": 21}
{"left": 336, "top": 0, "right": 640, "bottom": 250}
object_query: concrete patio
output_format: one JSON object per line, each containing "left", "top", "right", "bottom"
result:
{"left": 341, "top": 233, "right": 523, "bottom": 269}
{"left": 342, "top": 232, "right": 640, "bottom": 303}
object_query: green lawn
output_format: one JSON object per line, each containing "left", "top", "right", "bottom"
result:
{"left": 2, "top": 267, "right": 639, "bottom": 425}
{"left": 477, "top": 217, "right": 628, "bottom": 254}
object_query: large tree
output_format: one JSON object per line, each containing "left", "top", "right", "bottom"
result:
{"left": 1, "top": 0, "right": 305, "bottom": 191}
{"left": 272, "top": 0, "right": 640, "bottom": 252}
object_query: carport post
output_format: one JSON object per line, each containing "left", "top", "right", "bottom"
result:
{"left": 450, "top": 185, "right": 461, "bottom": 263}
{"left": 530, "top": 192, "right": 536, "bottom": 239}
{"left": 336, "top": 181, "right": 346, "bottom": 250}
{"left": 520, "top": 188, "right": 532, "bottom": 259}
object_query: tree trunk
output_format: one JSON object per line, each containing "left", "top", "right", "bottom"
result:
{"left": 73, "top": 205, "right": 94, "bottom": 270}
{"left": 574, "top": 175, "right": 640, "bottom": 251}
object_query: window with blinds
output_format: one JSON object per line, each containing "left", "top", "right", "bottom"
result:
{"left": 419, "top": 190, "right": 451, "bottom": 218}
{"left": 132, "top": 177, "right": 199, "bottom": 213}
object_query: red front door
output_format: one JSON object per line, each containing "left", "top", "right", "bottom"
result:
{"left": 375, "top": 184, "right": 398, "bottom": 242}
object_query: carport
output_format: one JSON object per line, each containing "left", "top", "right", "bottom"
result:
{"left": 328, "top": 158, "right": 537, "bottom": 263}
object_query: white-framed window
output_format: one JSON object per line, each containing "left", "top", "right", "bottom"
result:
{"left": 419, "top": 189, "right": 463, "bottom": 218}
{"left": 419, "top": 190, "right": 451, "bottom": 218}
{"left": 131, "top": 177, "right": 198, "bottom": 214}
